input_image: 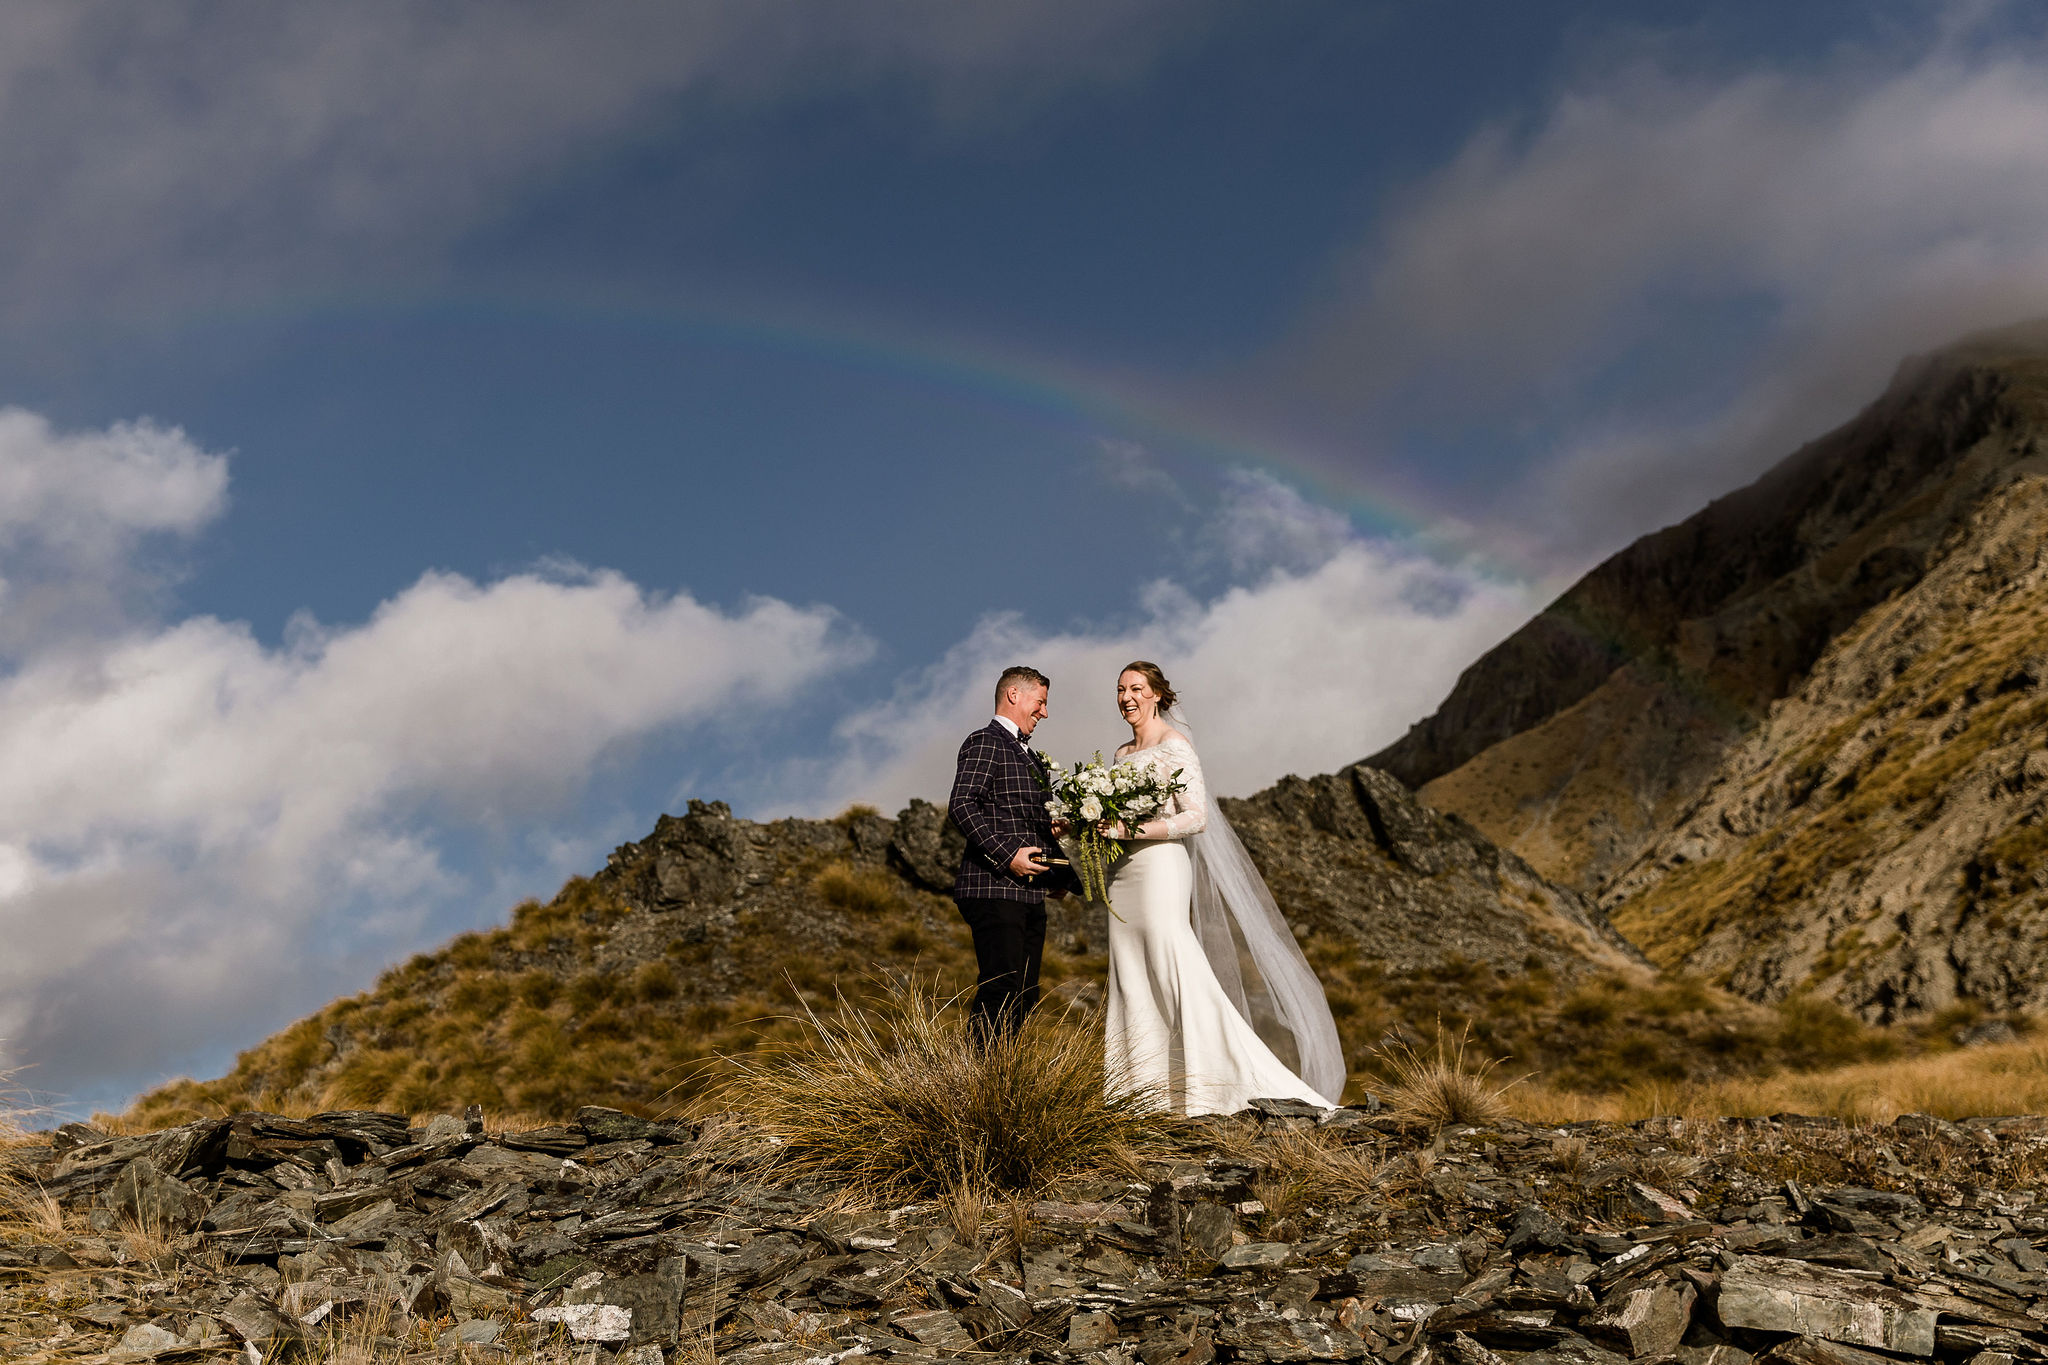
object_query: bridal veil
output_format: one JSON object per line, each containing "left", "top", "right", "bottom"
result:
{"left": 1170, "top": 709, "right": 1348, "bottom": 1104}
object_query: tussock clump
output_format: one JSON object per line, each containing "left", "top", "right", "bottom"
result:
{"left": 1211, "top": 1118, "right": 1385, "bottom": 1205}
{"left": 1633, "top": 1148, "right": 1703, "bottom": 1188}
{"left": 813, "top": 862, "right": 900, "bottom": 916}
{"left": 714, "top": 978, "right": 1161, "bottom": 1202}
{"left": 1374, "top": 1022, "right": 1521, "bottom": 1127}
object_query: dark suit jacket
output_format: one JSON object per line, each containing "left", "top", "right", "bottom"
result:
{"left": 949, "top": 721, "right": 1079, "bottom": 904}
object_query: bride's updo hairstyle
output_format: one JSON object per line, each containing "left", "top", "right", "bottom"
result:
{"left": 1120, "top": 660, "right": 1178, "bottom": 715}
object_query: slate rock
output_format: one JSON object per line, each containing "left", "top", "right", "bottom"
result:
{"left": 1582, "top": 1277, "right": 1695, "bottom": 1358}
{"left": 499, "top": 1125, "right": 588, "bottom": 1155}
{"left": 889, "top": 798, "right": 966, "bottom": 892}
{"left": 576, "top": 1105, "right": 693, "bottom": 1145}
{"left": 893, "top": 1308, "right": 975, "bottom": 1351}
{"left": 1249, "top": 1098, "right": 1331, "bottom": 1120}
{"left": 560, "top": 1259, "right": 686, "bottom": 1346}
{"left": 1071, "top": 1311, "right": 1121, "bottom": 1350}
{"left": 1506, "top": 1205, "right": 1575, "bottom": 1252}
{"left": 1516, "top": 1342, "right": 1631, "bottom": 1365}
{"left": 50, "top": 1121, "right": 107, "bottom": 1152}
{"left": 1676, "top": 1348, "right": 1754, "bottom": 1365}
{"left": 1220, "top": 1242, "right": 1294, "bottom": 1270}
{"left": 1216, "top": 1316, "right": 1368, "bottom": 1362}
{"left": 1824, "top": 1188, "right": 1924, "bottom": 1219}
{"left": 1715, "top": 1255, "right": 1937, "bottom": 1355}
{"left": 1758, "top": 1336, "right": 1912, "bottom": 1365}
{"left": 1139, "top": 1326, "right": 1218, "bottom": 1365}
{"left": 1782, "top": 1234, "right": 1889, "bottom": 1274}
{"left": 219, "top": 1291, "right": 302, "bottom": 1349}
{"left": 104, "top": 1156, "right": 208, "bottom": 1234}
{"left": 1346, "top": 1250, "right": 1467, "bottom": 1303}
{"left": 534, "top": 1302, "right": 634, "bottom": 1342}
{"left": 421, "top": 1113, "right": 470, "bottom": 1141}
{"left": 1186, "top": 1201, "right": 1235, "bottom": 1261}
{"left": 1441, "top": 1332, "right": 1514, "bottom": 1365}
{"left": 112, "top": 1322, "right": 183, "bottom": 1359}
{"left": 148, "top": 1119, "right": 229, "bottom": 1178}
{"left": 1627, "top": 1183, "right": 1696, "bottom": 1224}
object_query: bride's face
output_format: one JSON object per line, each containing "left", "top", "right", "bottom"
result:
{"left": 1117, "top": 670, "right": 1158, "bottom": 725}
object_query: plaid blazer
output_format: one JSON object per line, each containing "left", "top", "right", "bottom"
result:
{"left": 949, "top": 721, "right": 1078, "bottom": 904}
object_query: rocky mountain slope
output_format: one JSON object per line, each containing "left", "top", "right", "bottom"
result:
{"left": 1603, "top": 469, "right": 2048, "bottom": 1021}
{"left": 1374, "top": 322, "right": 2048, "bottom": 896}
{"left": 131, "top": 766, "right": 1736, "bottom": 1125}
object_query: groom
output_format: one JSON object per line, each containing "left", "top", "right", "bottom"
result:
{"left": 949, "top": 665, "right": 1079, "bottom": 1042}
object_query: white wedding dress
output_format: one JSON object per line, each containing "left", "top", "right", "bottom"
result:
{"left": 1103, "top": 733, "right": 1345, "bottom": 1116}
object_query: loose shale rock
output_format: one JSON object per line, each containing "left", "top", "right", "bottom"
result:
{"left": 10, "top": 1106, "right": 2048, "bottom": 1363}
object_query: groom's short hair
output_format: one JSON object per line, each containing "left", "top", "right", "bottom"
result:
{"left": 994, "top": 665, "right": 1049, "bottom": 707}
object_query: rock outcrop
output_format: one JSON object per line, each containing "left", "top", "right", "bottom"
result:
{"left": 1372, "top": 322, "right": 2048, "bottom": 895}
{"left": 130, "top": 769, "right": 1633, "bottom": 1123}
{"left": 1223, "top": 765, "right": 1646, "bottom": 983}
{"left": 13, "top": 1103, "right": 2048, "bottom": 1364}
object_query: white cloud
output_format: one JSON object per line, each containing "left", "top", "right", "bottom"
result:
{"left": 807, "top": 517, "right": 1539, "bottom": 817}
{"left": 0, "top": 1, "right": 1190, "bottom": 321}
{"left": 0, "top": 412, "right": 867, "bottom": 1109}
{"left": 1213, "top": 468, "right": 1355, "bottom": 575}
{"left": 0, "top": 409, "right": 224, "bottom": 552}
{"left": 0, "top": 410, "right": 228, "bottom": 648}
{"left": 1282, "top": 16, "right": 2048, "bottom": 564}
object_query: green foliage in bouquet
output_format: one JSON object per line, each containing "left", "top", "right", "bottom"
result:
{"left": 1037, "top": 750, "right": 1188, "bottom": 905}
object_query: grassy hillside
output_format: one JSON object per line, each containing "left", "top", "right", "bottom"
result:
{"left": 126, "top": 818, "right": 1990, "bottom": 1127}
{"left": 132, "top": 840, "right": 1000, "bottom": 1125}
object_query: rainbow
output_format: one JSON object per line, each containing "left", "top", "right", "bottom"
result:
{"left": 214, "top": 285, "right": 1550, "bottom": 582}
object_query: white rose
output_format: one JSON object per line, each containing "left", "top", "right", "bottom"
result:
{"left": 1080, "top": 796, "right": 1103, "bottom": 822}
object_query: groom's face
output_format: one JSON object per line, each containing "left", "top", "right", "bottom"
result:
{"left": 1007, "top": 683, "right": 1049, "bottom": 738}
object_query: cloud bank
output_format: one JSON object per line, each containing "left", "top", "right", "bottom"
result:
{"left": 0, "top": 412, "right": 867, "bottom": 1109}
{"left": 1283, "top": 14, "right": 2048, "bottom": 566}
{"left": 808, "top": 479, "right": 1539, "bottom": 817}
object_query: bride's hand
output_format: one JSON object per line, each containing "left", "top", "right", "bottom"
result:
{"left": 1100, "top": 819, "right": 1128, "bottom": 840}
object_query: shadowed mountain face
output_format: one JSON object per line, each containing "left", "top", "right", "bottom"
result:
{"left": 1377, "top": 322, "right": 2048, "bottom": 895}
{"left": 1605, "top": 470, "right": 2048, "bottom": 1022}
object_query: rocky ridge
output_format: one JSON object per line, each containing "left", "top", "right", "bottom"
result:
{"left": 13, "top": 1103, "right": 2048, "bottom": 1364}
{"left": 1374, "top": 322, "right": 2048, "bottom": 896}
{"left": 133, "top": 768, "right": 1639, "bottom": 1125}
{"left": 1602, "top": 470, "right": 2048, "bottom": 1021}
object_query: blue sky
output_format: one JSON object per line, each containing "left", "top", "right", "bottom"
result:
{"left": 4, "top": 0, "right": 2047, "bottom": 1115}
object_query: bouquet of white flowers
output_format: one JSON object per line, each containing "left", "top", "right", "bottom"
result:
{"left": 1037, "top": 751, "right": 1188, "bottom": 906}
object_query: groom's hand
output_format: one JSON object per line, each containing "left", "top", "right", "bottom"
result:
{"left": 1008, "top": 846, "right": 1049, "bottom": 877}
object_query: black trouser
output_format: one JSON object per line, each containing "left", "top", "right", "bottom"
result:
{"left": 956, "top": 896, "right": 1047, "bottom": 1043}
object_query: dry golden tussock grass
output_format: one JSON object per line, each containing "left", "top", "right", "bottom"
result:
{"left": 1374, "top": 1022, "right": 1523, "bottom": 1127}
{"left": 710, "top": 977, "right": 1163, "bottom": 1208}
{"left": 1511, "top": 1028, "right": 2048, "bottom": 1124}
{"left": 1207, "top": 1118, "right": 1386, "bottom": 1205}
{"left": 0, "top": 1166, "right": 66, "bottom": 1244}
{"left": 813, "top": 861, "right": 902, "bottom": 917}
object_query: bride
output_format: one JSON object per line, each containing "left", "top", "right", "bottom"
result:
{"left": 1097, "top": 661, "right": 1346, "bottom": 1115}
